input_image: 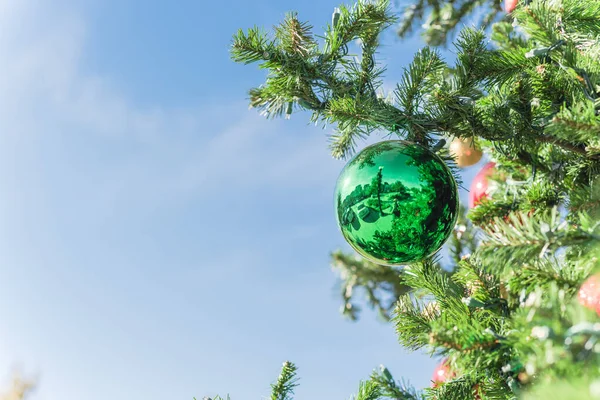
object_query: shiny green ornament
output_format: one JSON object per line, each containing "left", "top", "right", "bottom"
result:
{"left": 334, "top": 140, "right": 459, "bottom": 265}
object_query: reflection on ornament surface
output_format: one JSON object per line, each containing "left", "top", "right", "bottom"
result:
{"left": 334, "top": 141, "right": 459, "bottom": 265}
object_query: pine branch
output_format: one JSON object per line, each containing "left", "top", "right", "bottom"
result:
{"left": 396, "top": 0, "right": 504, "bottom": 47}
{"left": 509, "top": 257, "right": 592, "bottom": 298}
{"left": 233, "top": 6, "right": 600, "bottom": 162}
{"left": 452, "top": 257, "right": 500, "bottom": 303}
{"left": 331, "top": 250, "right": 411, "bottom": 321}
{"left": 396, "top": 47, "right": 445, "bottom": 111}
{"left": 400, "top": 261, "right": 466, "bottom": 315}
{"left": 544, "top": 102, "right": 600, "bottom": 156}
{"left": 395, "top": 259, "right": 508, "bottom": 353}
{"left": 275, "top": 13, "right": 316, "bottom": 57}
{"left": 354, "top": 380, "right": 382, "bottom": 400}
{"left": 448, "top": 206, "right": 479, "bottom": 263}
{"left": 394, "top": 47, "right": 445, "bottom": 140}
{"left": 370, "top": 366, "right": 423, "bottom": 400}
{"left": 271, "top": 362, "right": 299, "bottom": 400}
{"left": 533, "top": 134, "right": 590, "bottom": 157}
{"left": 425, "top": 376, "right": 482, "bottom": 400}
{"left": 324, "top": 0, "right": 396, "bottom": 60}
{"left": 568, "top": 180, "right": 600, "bottom": 216}
{"left": 394, "top": 294, "right": 433, "bottom": 350}
{"left": 477, "top": 208, "right": 600, "bottom": 270}
{"left": 231, "top": 27, "right": 278, "bottom": 64}
{"left": 231, "top": 1, "right": 476, "bottom": 158}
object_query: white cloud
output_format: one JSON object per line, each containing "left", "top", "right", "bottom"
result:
{"left": 0, "top": 0, "right": 340, "bottom": 227}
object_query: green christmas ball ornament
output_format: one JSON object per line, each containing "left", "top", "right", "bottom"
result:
{"left": 334, "top": 140, "right": 459, "bottom": 265}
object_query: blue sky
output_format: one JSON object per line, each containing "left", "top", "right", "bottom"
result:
{"left": 0, "top": 0, "right": 485, "bottom": 399}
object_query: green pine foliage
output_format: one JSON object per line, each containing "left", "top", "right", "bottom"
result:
{"left": 397, "top": 0, "right": 505, "bottom": 46}
{"left": 228, "top": 0, "right": 600, "bottom": 398}
{"left": 331, "top": 250, "right": 412, "bottom": 321}
{"left": 270, "top": 361, "right": 299, "bottom": 400}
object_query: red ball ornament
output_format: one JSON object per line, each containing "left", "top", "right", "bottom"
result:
{"left": 578, "top": 274, "right": 600, "bottom": 315}
{"left": 469, "top": 162, "right": 496, "bottom": 208}
{"left": 431, "top": 360, "right": 455, "bottom": 387}
{"left": 505, "top": 0, "right": 518, "bottom": 12}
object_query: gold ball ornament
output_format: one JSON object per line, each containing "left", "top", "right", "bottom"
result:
{"left": 449, "top": 137, "right": 483, "bottom": 168}
{"left": 500, "top": 282, "right": 510, "bottom": 300}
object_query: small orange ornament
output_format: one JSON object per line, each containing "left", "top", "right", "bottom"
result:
{"left": 449, "top": 137, "right": 483, "bottom": 168}
{"left": 500, "top": 282, "right": 509, "bottom": 300}
{"left": 505, "top": 0, "right": 518, "bottom": 12}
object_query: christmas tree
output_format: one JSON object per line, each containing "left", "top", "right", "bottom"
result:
{"left": 227, "top": 0, "right": 600, "bottom": 398}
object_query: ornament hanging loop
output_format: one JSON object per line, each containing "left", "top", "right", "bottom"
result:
{"left": 431, "top": 139, "right": 446, "bottom": 153}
